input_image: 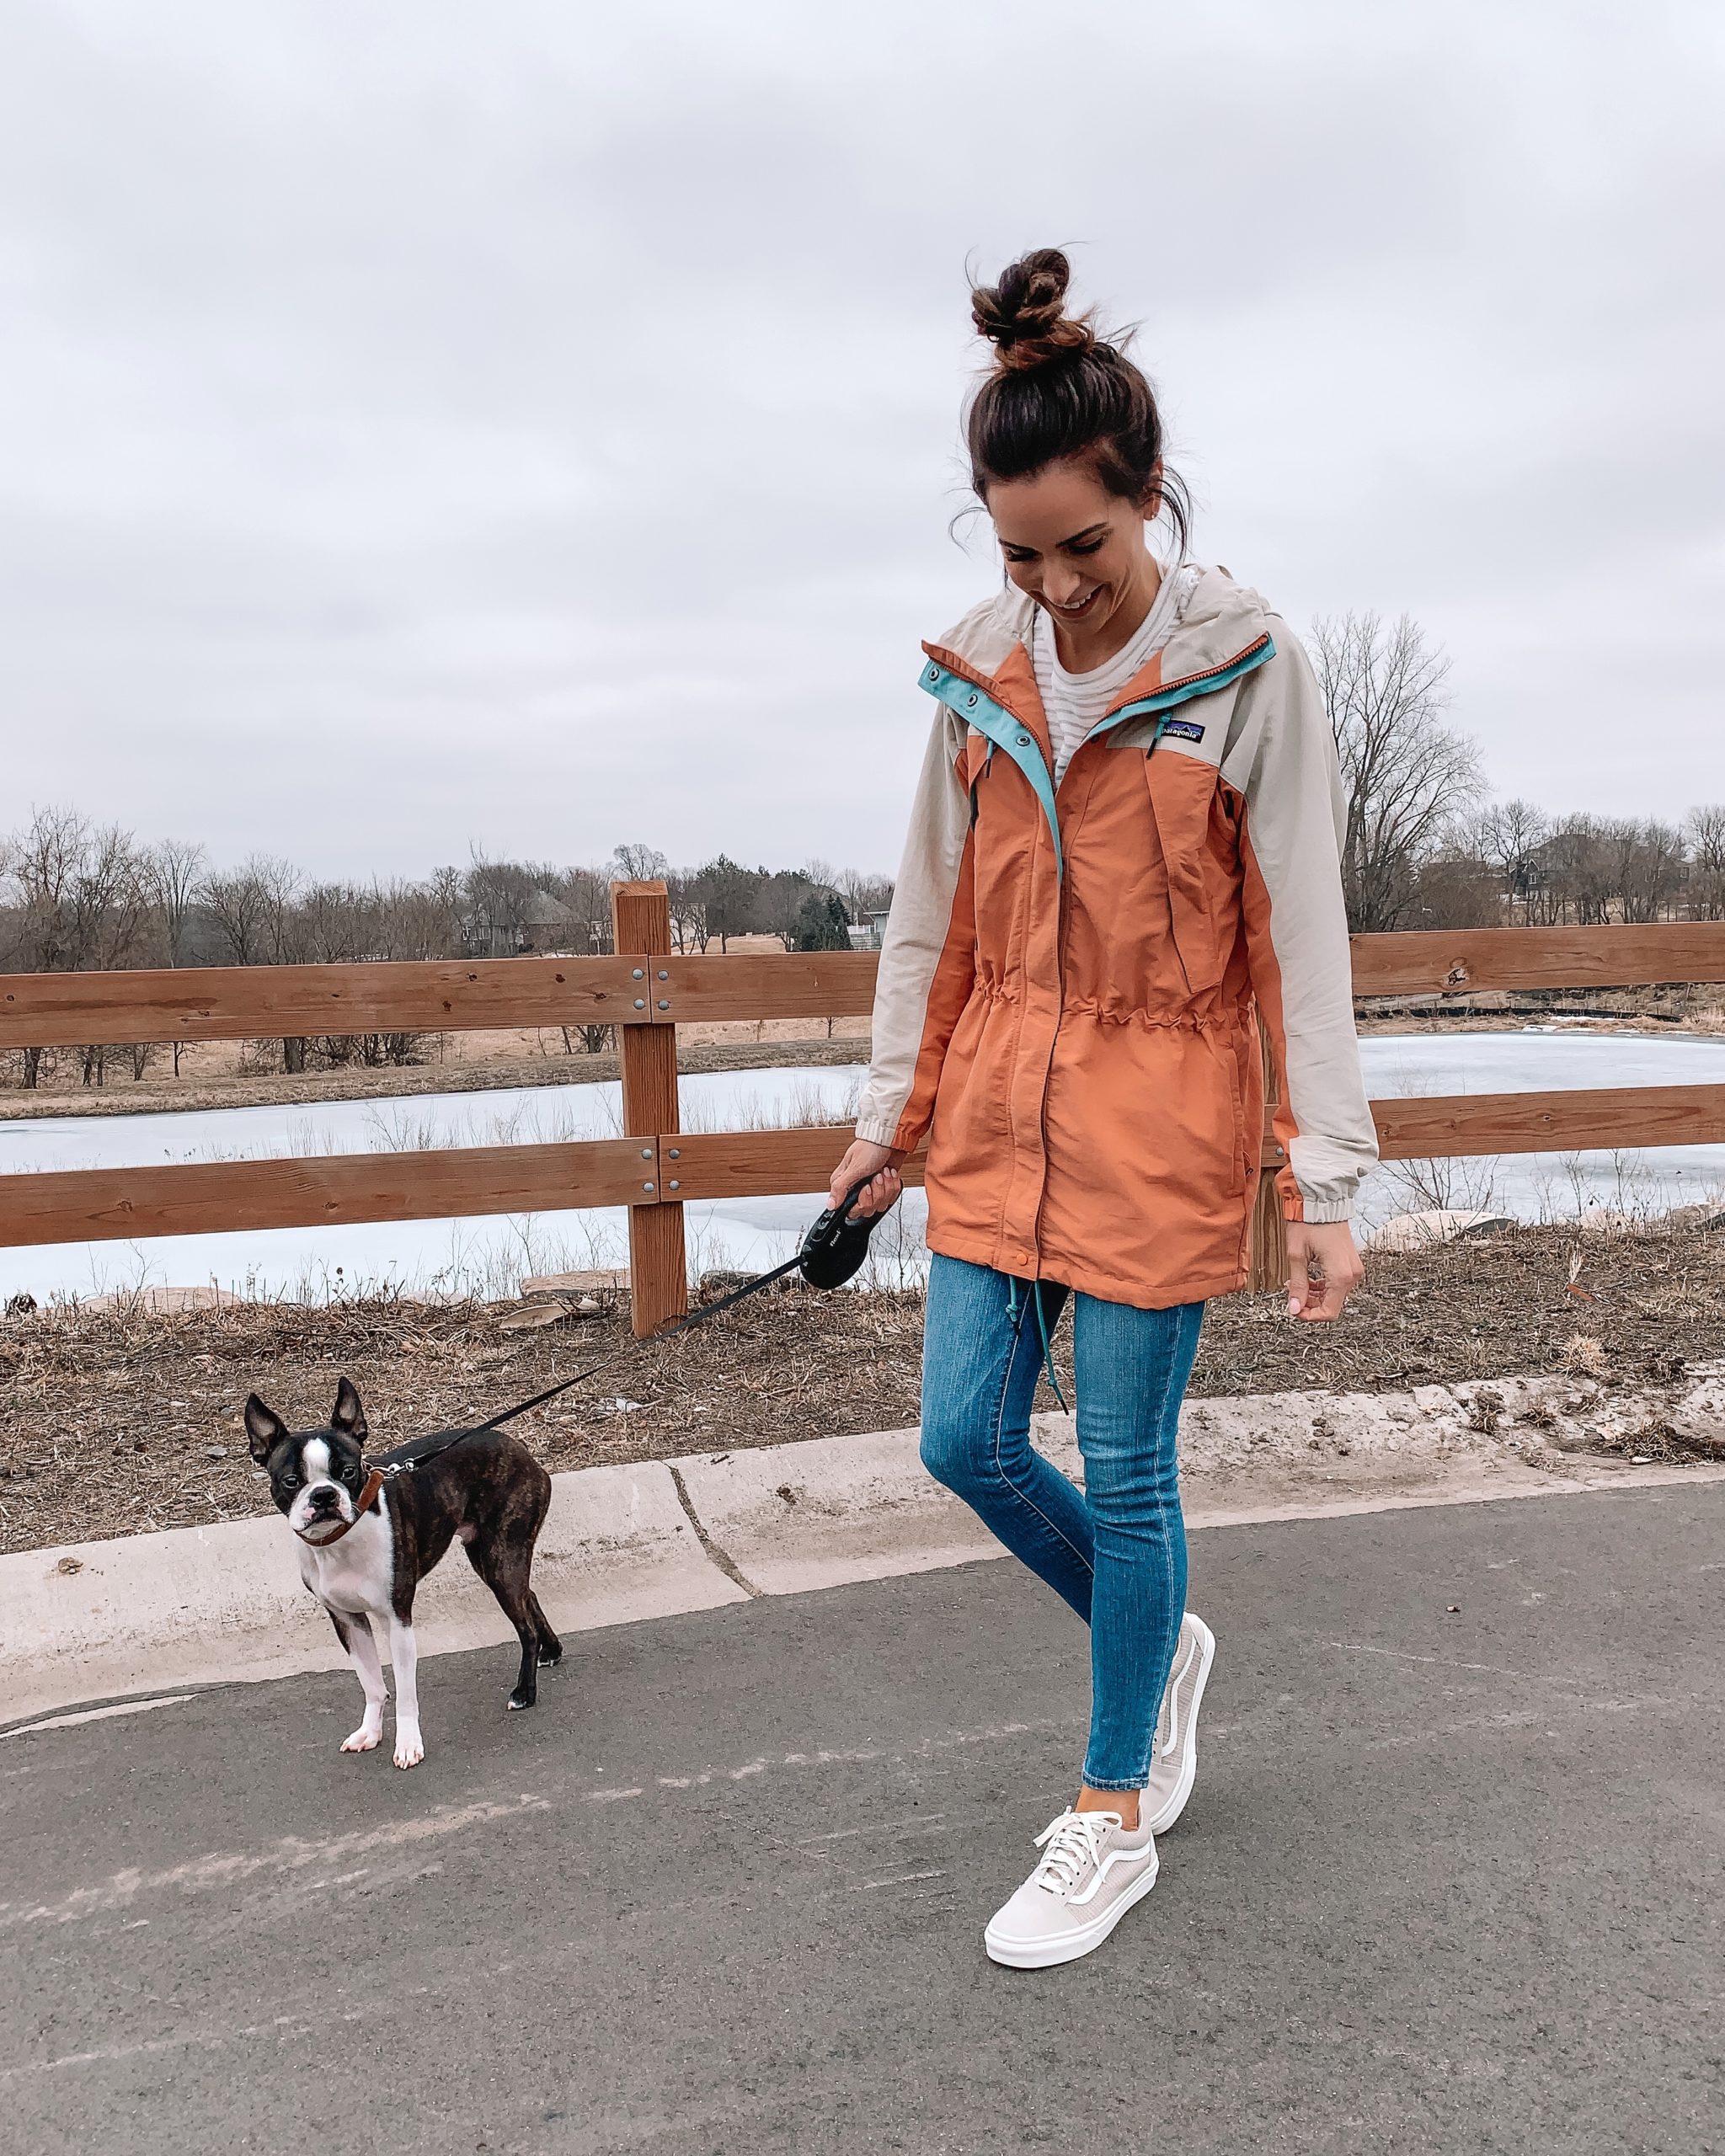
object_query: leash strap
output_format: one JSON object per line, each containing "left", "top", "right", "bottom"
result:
{"left": 368, "top": 1198, "right": 868, "bottom": 1476}
{"left": 476, "top": 1243, "right": 814, "bottom": 1435}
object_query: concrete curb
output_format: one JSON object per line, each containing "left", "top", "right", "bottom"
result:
{"left": 0, "top": 1463, "right": 743, "bottom": 1726}
{"left": 671, "top": 1417, "right": 1087, "bottom": 1597}
{"left": 4, "top": 1371, "right": 1722, "bottom": 1727}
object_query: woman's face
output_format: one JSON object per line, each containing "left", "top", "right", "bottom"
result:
{"left": 985, "top": 457, "right": 1159, "bottom": 643}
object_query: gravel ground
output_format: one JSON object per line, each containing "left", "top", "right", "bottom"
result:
{"left": 3, "top": 1220, "right": 1722, "bottom": 1555}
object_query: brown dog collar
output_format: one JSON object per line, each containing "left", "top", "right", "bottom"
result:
{"left": 294, "top": 1467, "right": 387, "bottom": 1548}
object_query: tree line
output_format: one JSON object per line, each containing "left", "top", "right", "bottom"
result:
{"left": 0, "top": 824, "right": 895, "bottom": 974}
{"left": 1313, "top": 611, "right": 1716, "bottom": 933}
{"left": 0, "top": 819, "right": 895, "bottom": 1086}
{"left": 3, "top": 609, "right": 1712, "bottom": 1087}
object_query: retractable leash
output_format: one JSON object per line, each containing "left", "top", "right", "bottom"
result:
{"left": 366, "top": 1180, "right": 886, "bottom": 1478}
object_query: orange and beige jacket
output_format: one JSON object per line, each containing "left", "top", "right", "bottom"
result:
{"left": 856, "top": 566, "right": 1376, "bottom": 1310}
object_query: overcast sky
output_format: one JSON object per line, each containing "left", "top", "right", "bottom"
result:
{"left": 3, "top": 1, "right": 1721, "bottom": 880}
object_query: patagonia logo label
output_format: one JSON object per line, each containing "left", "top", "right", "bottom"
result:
{"left": 1162, "top": 718, "right": 1206, "bottom": 743}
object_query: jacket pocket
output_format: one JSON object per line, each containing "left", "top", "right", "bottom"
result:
{"left": 1220, "top": 1030, "right": 1247, "bottom": 1196}
{"left": 1142, "top": 750, "right": 1226, "bottom": 996}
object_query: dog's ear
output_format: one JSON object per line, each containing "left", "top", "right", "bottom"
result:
{"left": 331, "top": 1376, "right": 368, "bottom": 1444}
{"left": 245, "top": 1395, "right": 290, "bottom": 1465}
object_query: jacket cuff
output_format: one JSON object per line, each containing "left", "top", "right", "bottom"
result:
{"left": 854, "top": 1114, "right": 901, "bottom": 1148}
{"left": 1295, "top": 1197, "right": 1355, "bottom": 1225}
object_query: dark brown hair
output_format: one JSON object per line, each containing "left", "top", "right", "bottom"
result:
{"left": 966, "top": 248, "right": 1189, "bottom": 555}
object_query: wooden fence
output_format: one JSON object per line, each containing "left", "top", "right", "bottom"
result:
{"left": 4, "top": 883, "right": 1725, "bottom": 1334}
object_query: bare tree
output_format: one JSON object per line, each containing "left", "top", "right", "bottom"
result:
{"left": 1408, "top": 848, "right": 1502, "bottom": 930}
{"left": 0, "top": 808, "right": 152, "bottom": 1086}
{"left": 1534, "top": 815, "right": 1686, "bottom": 928}
{"left": 462, "top": 851, "right": 563, "bottom": 958}
{"left": 142, "top": 838, "right": 206, "bottom": 1074}
{"left": 200, "top": 864, "right": 272, "bottom": 966}
{"left": 377, "top": 873, "right": 463, "bottom": 960}
{"left": 760, "top": 868, "right": 814, "bottom": 952}
{"left": 1686, "top": 807, "right": 1725, "bottom": 921}
{"left": 253, "top": 855, "right": 306, "bottom": 963}
{"left": 72, "top": 824, "right": 154, "bottom": 1082}
{"left": 1612, "top": 819, "right": 1685, "bottom": 924}
{"left": 1311, "top": 612, "right": 1484, "bottom": 933}
{"left": 1542, "top": 815, "right": 1615, "bottom": 926}
{"left": 833, "top": 867, "right": 876, "bottom": 925}
{"left": 199, "top": 853, "right": 307, "bottom": 1067}
{"left": 143, "top": 839, "right": 206, "bottom": 963}
{"left": 1467, "top": 799, "right": 1548, "bottom": 926}
{"left": 609, "top": 841, "right": 670, "bottom": 884}
{"left": 552, "top": 866, "right": 615, "bottom": 960}
{"left": 1, "top": 805, "right": 89, "bottom": 976}
{"left": 665, "top": 871, "right": 708, "bottom": 954}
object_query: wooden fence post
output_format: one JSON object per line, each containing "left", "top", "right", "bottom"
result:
{"left": 1246, "top": 1013, "right": 1289, "bottom": 1294}
{"left": 611, "top": 880, "right": 687, "bottom": 1337}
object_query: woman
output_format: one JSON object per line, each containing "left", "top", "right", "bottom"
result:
{"left": 827, "top": 249, "right": 1376, "bottom": 1971}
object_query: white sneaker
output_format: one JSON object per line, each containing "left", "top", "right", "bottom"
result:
{"left": 1142, "top": 1612, "right": 1216, "bottom": 1836}
{"left": 984, "top": 1807, "right": 1159, "bottom": 1970}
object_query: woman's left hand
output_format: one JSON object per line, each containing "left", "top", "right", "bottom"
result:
{"left": 1285, "top": 1219, "right": 1365, "bottom": 1322}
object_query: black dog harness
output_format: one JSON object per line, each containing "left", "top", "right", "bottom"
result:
{"left": 364, "top": 1182, "right": 885, "bottom": 1481}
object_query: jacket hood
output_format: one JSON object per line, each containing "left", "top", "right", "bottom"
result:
{"left": 926, "top": 563, "right": 1275, "bottom": 695}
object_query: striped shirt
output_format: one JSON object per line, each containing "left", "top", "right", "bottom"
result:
{"left": 1033, "top": 560, "right": 1202, "bottom": 784}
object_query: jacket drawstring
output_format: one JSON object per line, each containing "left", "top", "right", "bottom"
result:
{"left": 1031, "top": 1281, "right": 1070, "bottom": 1413}
{"left": 1007, "top": 1273, "right": 1069, "bottom": 1414}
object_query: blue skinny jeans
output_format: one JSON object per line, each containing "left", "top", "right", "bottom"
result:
{"left": 920, "top": 1252, "right": 1204, "bottom": 1792}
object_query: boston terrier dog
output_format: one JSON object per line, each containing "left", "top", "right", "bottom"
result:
{"left": 246, "top": 1376, "right": 561, "bottom": 1769}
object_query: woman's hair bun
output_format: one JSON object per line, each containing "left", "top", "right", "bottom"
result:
{"left": 964, "top": 248, "right": 1190, "bottom": 550}
{"left": 970, "top": 248, "right": 1097, "bottom": 374}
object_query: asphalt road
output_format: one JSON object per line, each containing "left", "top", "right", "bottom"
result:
{"left": 3, "top": 1486, "right": 1722, "bottom": 2156}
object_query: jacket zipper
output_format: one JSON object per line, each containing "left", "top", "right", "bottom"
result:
{"left": 1033, "top": 715, "right": 1071, "bottom": 1283}
{"left": 930, "top": 659, "right": 1066, "bottom": 1284}
{"left": 1083, "top": 631, "right": 1276, "bottom": 750}
{"left": 1139, "top": 632, "right": 1273, "bottom": 706}
{"left": 1031, "top": 844, "right": 1067, "bottom": 1285}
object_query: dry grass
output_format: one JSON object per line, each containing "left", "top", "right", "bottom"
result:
{"left": 4, "top": 1221, "right": 1723, "bottom": 1556}
{"left": 1192, "top": 1219, "right": 1722, "bottom": 1396}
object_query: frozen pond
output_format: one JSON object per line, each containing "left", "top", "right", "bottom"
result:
{"left": 3, "top": 1031, "right": 1724, "bottom": 1304}
{"left": 0, "top": 1065, "right": 860, "bottom": 1177}
{"left": 0, "top": 1065, "right": 878, "bottom": 1308}
{"left": 1359, "top": 1028, "right": 1725, "bottom": 1227}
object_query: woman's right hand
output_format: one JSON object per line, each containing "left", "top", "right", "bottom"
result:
{"left": 829, "top": 1139, "right": 902, "bottom": 1220}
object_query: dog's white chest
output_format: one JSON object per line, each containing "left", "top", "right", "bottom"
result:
{"left": 299, "top": 1497, "right": 395, "bottom": 1616}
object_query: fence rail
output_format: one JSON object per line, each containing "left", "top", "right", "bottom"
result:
{"left": 5, "top": 923, "right": 1723, "bottom": 1051}
{"left": 4, "top": 893, "right": 1723, "bottom": 1332}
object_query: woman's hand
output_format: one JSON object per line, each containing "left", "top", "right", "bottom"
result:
{"left": 1285, "top": 1219, "right": 1365, "bottom": 1322}
{"left": 829, "top": 1139, "right": 903, "bottom": 1220}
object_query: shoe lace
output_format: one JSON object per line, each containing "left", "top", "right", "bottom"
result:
{"left": 1030, "top": 1808, "right": 1119, "bottom": 1895}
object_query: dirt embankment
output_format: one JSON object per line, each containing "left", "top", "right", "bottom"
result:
{"left": 3, "top": 1222, "right": 1722, "bottom": 1556}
